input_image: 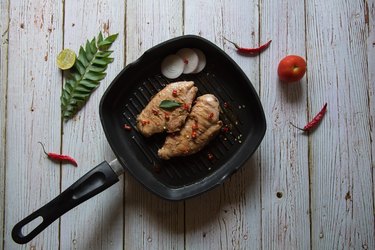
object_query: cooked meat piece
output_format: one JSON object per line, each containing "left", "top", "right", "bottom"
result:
{"left": 158, "top": 94, "right": 223, "bottom": 159}
{"left": 137, "top": 81, "right": 198, "bottom": 137}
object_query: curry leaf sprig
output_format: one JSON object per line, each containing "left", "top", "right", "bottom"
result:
{"left": 61, "top": 32, "right": 118, "bottom": 121}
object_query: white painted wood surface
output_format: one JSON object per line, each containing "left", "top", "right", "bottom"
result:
{"left": 260, "top": 0, "right": 310, "bottom": 249}
{"left": 4, "top": 0, "right": 63, "bottom": 249}
{"left": 1, "top": 0, "right": 374, "bottom": 249}
{"left": 307, "top": 1, "right": 374, "bottom": 249}
{"left": 60, "top": 0, "right": 125, "bottom": 249}
{"left": 0, "top": 0, "right": 9, "bottom": 247}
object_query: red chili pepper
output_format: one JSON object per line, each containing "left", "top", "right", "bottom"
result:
{"left": 208, "top": 112, "right": 214, "bottom": 119}
{"left": 223, "top": 37, "right": 272, "bottom": 55}
{"left": 123, "top": 124, "right": 132, "bottom": 131}
{"left": 164, "top": 113, "right": 170, "bottom": 121}
{"left": 38, "top": 142, "right": 77, "bottom": 166}
{"left": 290, "top": 103, "right": 327, "bottom": 133}
{"left": 151, "top": 108, "right": 159, "bottom": 115}
{"left": 172, "top": 89, "right": 178, "bottom": 97}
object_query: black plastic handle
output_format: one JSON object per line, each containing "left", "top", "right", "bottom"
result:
{"left": 12, "top": 161, "right": 119, "bottom": 244}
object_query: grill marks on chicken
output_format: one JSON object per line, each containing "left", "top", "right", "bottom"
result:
{"left": 158, "top": 94, "right": 223, "bottom": 160}
{"left": 136, "top": 81, "right": 198, "bottom": 137}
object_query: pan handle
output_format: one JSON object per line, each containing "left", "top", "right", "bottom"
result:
{"left": 12, "top": 160, "right": 120, "bottom": 244}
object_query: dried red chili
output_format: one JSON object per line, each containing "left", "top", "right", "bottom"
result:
{"left": 208, "top": 112, "right": 214, "bottom": 119}
{"left": 172, "top": 89, "right": 178, "bottom": 97}
{"left": 38, "top": 142, "right": 77, "bottom": 166}
{"left": 141, "top": 120, "right": 150, "bottom": 126}
{"left": 151, "top": 108, "right": 159, "bottom": 115}
{"left": 290, "top": 103, "right": 327, "bottom": 133}
{"left": 164, "top": 113, "right": 170, "bottom": 121}
{"left": 192, "top": 122, "right": 199, "bottom": 131}
{"left": 183, "top": 103, "right": 189, "bottom": 111}
{"left": 222, "top": 126, "right": 229, "bottom": 133}
{"left": 223, "top": 37, "right": 272, "bottom": 55}
{"left": 123, "top": 124, "right": 132, "bottom": 131}
{"left": 191, "top": 131, "right": 197, "bottom": 139}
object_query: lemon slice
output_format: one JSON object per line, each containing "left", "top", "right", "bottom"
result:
{"left": 56, "top": 49, "right": 76, "bottom": 70}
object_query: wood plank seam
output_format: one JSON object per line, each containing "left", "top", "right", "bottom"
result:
{"left": 303, "top": 0, "right": 313, "bottom": 249}
{"left": 57, "top": 0, "right": 66, "bottom": 246}
{"left": 0, "top": 0, "right": 10, "bottom": 248}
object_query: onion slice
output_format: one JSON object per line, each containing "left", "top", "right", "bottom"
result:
{"left": 192, "top": 48, "right": 206, "bottom": 73}
{"left": 176, "top": 48, "right": 199, "bottom": 74}
{"left": 161, "top": 54, "right": 185, "bottom": 79}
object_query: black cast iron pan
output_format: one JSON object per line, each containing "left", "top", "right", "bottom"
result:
{"left": 12, "top": 35, "right": 266, "bottom": 244}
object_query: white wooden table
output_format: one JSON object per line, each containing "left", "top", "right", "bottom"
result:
{"left": 1, "top": 0, "right": 374, "bottom": 249}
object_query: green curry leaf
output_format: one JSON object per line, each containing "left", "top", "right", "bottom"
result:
{"left": 159, "top": 100, "right": 182, "bottom": 110}
{"left": 61, "top": 32, "right": 118, "bottom": 121}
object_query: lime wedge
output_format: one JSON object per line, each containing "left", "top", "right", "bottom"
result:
{"left": 56, "top": 49, "right": 76, "bottom": 70}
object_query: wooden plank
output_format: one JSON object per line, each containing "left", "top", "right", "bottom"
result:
{"left": 60, "top": 0, "right": 125, "bottom": 249}
{"left": 367, "top": 1, "right": 375, "bottom": 237}
{"left": 184, "top": 0, "right": 262, "bottom": 249}
{"left": 0, "top": 0, "right": 9, "bottom": 247}
{"left": 306, "top": 0, "right": 375, "bottom": 249}
{"left": 124, "top": 1, "right": 185, "bottom": 249}
{"left": 259, "top": 0, "right": 310, "bottom": 249}
{"left": 4, "top": 0, "right": 63, "bottom": 248}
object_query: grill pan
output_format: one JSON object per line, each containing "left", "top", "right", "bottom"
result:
{"left": 12, "top": 35, "right": 266, "bottom": 244}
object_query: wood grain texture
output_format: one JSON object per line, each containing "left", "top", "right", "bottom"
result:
{"left": 4, "top": 0, "right": 63, "bottom": 248}
{"left": 259, "top": 0, "right": 310, "bottom": 249}
{"left": 124, "top": 1, "right": 185, "bottom": 249}
{"left": 306, "top": 0, "right": 375, "bottom": 249}
{"left": 60, "top": 0, "right": 125, "bottom": 249}
{"left": 184, "top": 0, "right": 263, "bottom": 249}
{"left": 0, "top": 0, "right": 9, "bottom": 247}
{"left": 367, "top": 0, "right": 375, "bottom": 234}
{"left": 1, "top": 0, "right": 375, "bottom": 249}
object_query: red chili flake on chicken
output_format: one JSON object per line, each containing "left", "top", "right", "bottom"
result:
{"left": 164, "top": 113, "right": 170, "bottom": 121}
{"left": 183, "top": 103, "right": 190, "bottom": 111}
{"left": 141, "top": 120, "right": 150, "bottom": 126}
{"left": 208, "top": 112, "right": 214, "bottom": 119}
{"left": 172, "top": 89, "right": 178, "bottom": 97}
{"left": 192, "top": 122, "right": 199, "bottom": 131}
{"left": 191, "top": 131, "right": 197, "bottom": 139}
{"left": 123, "top": 124, "right": 132, "bottom": 131}
{"left": 151, "top": 108, "right": 159, "bottom": 115}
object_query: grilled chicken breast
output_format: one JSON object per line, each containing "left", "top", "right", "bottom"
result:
{"left": 136, "top": 81, "right": 198, "bottom": 137}
{"left": 158, "top": 94, "right": 223, "bottom": 160}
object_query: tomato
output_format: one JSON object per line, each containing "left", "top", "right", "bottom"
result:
{"left": 277, "top": 55, "right": 307, "bottom": 83}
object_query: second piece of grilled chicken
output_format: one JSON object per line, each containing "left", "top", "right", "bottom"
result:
{"left": 158, "top": 94, "right": 223, "bottom": 160}
{"left": 136, "top": 81, "right": 198, "bottom": 137}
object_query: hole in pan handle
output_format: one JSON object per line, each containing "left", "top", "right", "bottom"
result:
{"left": 12, "top": 159, "right": 124, "bottom": 244}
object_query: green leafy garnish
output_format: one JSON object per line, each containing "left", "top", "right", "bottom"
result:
{"left": 159, "top": 100, "right": 182, "bottom": 110}
{"left": 61, "top": 32, "right": 118, "bottom": 121}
